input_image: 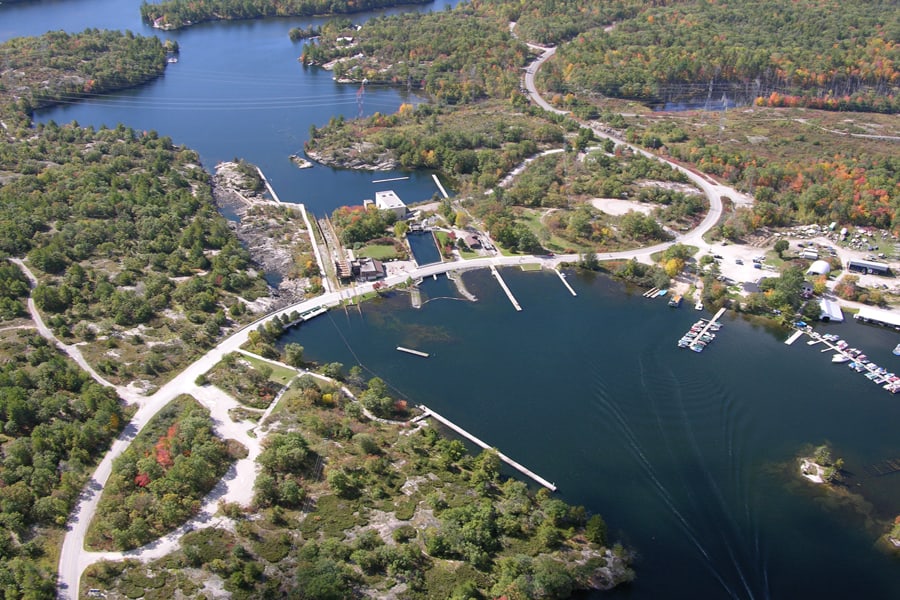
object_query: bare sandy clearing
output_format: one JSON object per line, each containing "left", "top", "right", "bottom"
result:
{"left": 590, "top": 198, "right": 654, "bottom": 216}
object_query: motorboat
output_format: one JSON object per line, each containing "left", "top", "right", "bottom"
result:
{"left": 831, "top": 354, "right": 850, "bottom": 364}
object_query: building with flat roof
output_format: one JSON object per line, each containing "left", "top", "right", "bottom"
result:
{"left": 854, "top": 306, "right": 900, "bottom": 328}
{"left": 375, "top": 190, "right": 407, "bottom": 218}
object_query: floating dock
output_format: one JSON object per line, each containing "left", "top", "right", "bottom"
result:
{"left": 490, "top": 265, "right": 522, "bottom": 311}
{"left": 677, "top": 307, "right": 726, "bottom": 352}
{"left": 418, "top": 405, "right": 557, "bottom": 491}
{"left": 372, "top": 176, "right": 409, "bottom": 184}
{"left": 784, "top": 330, "right": 804, "bottom": 346}
{"left": 643, "top": 287, "right": 659, "bottom": 298}
{"left": 556, "top": 269, "right": 577, "bottom": 296}
{"left": 282, "top": 306, "right": 328, "bottom": 329}
{"left": 397, "top": 346, "right": 429, "bottom": 358}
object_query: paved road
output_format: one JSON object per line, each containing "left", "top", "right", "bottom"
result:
{"left": 519, "top": 43, "right": 739, "bottom": 260}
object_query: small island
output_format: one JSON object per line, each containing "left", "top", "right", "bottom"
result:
{"left": 289, "top": 153, "right": 314, "bottom": 169}
{"left": 881, "top": 517, "right": 900, "bottom": 554}
{"left": 799, "top": 444, "right": 844, "bottom": 485}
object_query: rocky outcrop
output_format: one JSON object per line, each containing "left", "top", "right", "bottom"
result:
{"left": 305, "top": 144, "right": 399, "bottom": 171}
{"left": 212, "top": 162, "right": 311, "bottom": 309}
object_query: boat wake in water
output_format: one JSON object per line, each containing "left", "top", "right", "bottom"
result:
{"left": 589, "top": 347, "right": 770, "bottom": 599}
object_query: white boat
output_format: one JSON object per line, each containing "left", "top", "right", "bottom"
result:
{"left": 831, "top": 354, "right": 850, "bottom": 364}
{"left": 893, "top": 344, "right": 900, "bottom": 356}
{"left": 694, "top": 300, "right": 704, "bottom": 311}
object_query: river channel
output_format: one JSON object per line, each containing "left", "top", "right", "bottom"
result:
{"left": 4, "top": 1, "right": 900, "bottom": 598}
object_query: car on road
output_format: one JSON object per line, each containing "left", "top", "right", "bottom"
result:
{"left": 735, "top": 259, "right": 743, "bottom": 265}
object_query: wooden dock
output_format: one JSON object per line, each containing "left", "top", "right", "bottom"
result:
{"left": 784, "top": 330, "right": 804, "bottom": 345}
{"left": 372, "top": 176, "right": 409, "bottom": 183}
{"left": 418, "top": 405, "right": 557, "bottom": 491}
{"left": 490, "top": 265, "right": 522, "bottom": 311}
{"left": 397, "top": 346, "right": 429, "bottom": 358}
{"left": 866, "top": 458, "right": 900, "bottom": 477}
{"left": 696, "top": 307, "right": 726, "bottom": 339}
{"left": 556, "top": 269, "right": 577, "bottom": 296}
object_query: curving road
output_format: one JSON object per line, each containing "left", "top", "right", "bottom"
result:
{"left": 55, "top": 31, "right": 756, "bottom": 600}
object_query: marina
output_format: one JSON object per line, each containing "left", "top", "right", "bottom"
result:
{"left": 417, "top": 405, "right": 557, "bottom": 491}
{"left": 677, "top": 307, "right": 726, "bottom": 352}
{"left": 791, "top": 329, "right": 900, "bottom": 393}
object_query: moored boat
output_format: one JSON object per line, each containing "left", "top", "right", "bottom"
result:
{"left": 832, "top": 354, "right": 850, "bottom": 364}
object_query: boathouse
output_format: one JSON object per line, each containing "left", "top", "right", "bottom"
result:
{"left": 847, "top": 259, "right": 890, "bottom": 276}
{"left": 375, "top": 190, "right": 407, "bottom": 218}
{"left": 854, "top": 306, "right": 900, "bottom": 329}
{"left": 819, "top": 298, "right": 844, "bottom": 322}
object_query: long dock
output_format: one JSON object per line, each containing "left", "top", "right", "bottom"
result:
{"left": 418, "top": 405, "right": 557, "bottom": 491}
{"left": 556, "top": 269, "right": 577, "bottom": 296}
{"left": 397, "top": 346, "right": 429, "bottom": 358}
{"left": 490, "top": 265, "right": 522, "bottom": 311}
{"left": 432, "top": 174, "right": 449, "bottom": 199}
{"left": 372, "top": 176, "right": 409, "bottom": 184}
{"left": 784, "top": 330, "right": 804, "bottom": 345}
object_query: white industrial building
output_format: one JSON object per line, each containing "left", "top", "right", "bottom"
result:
{"left": 375, "top": 190, "right": 407, "bottom": 218}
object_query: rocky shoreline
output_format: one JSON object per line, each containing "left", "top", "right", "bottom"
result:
{"left": 212, "top": 161, "right": 313, "bottom": 310}
{"left": 304, "top": 144, "right": 399, "bottom": 171}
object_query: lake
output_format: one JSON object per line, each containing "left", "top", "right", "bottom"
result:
{"left": 4, "top": 1, "right": 900, "bottom": 598}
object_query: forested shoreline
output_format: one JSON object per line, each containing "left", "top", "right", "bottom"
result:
{"left": 140, "top": 0, "right": 431, "bottom": 29}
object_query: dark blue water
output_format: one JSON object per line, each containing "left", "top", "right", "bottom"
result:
{"left": 5, "top": 2, "right": 900, "bottom": 598}
{"left": 285, "top": 269, "right": 900, "bottom": 599}
{"left": 407, "top": 231, "right": 442, "bottom": 266}
{"left": 7, "top": 0, "right": 460, "bottom": 216}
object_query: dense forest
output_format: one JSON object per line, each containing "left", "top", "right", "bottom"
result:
{"left": 301, "top": 6, "right": 529, "bottom": 104}
{"left": 539, "top": 0, "right": 900, "bottom": 112}
{"left": 0, "top": 331, "right": 126, "bottom": 599}
{"left": 306, "top": 100, "right": 569, "bottom": 190}
{"left": 140, "top": 0, "right": 431, "bottom": 29}
{"left": 0, "top": 29, "right": 168, "bottom": 127}
{"left": 86, "top": 396, "right": 239, "bottom": 550}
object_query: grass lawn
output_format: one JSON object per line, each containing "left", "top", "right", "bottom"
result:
{"left": 518, "top": 208, "right": 593, "bottom": 254}
{"left": 240, "top": 354, "right": 297, "bottom": 386}
{"left": 357, "top": 243, "right": 402, "bottom": 260}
